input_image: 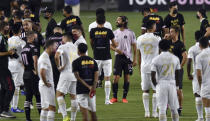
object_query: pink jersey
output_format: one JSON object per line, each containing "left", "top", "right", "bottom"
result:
{"left": 114, "top": 28, "right": 136, "bottom": 60}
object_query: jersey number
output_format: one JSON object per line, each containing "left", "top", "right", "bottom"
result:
{"left": 162, "top": 64, "right": 174, "bottom": 76}
{"left": 21, "top": 54, "right": 28, "bottom": 65}
{"left": 143, "top": 44, "right": 153, "bottom": 54}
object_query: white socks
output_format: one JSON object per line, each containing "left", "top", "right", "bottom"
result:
{"left": 195, "top": 97, "right": 203, "bottom": 120}
{"left": 205, "top": 107, "right": 210, "bottom": 121}
{"left": 159, "top": 110, "right": 167, "bottom": 121}
{"left": 71, "top": 100, "right": 78, "bottom": 121}
{"left": 40, "top": 110, "right": 48, "bottom": 121}
{"left": 12, "top": 87, "right": 20, "bottom": 109}
{"left": 171, "top": 109, "right": 179, "bottom": 121}
{"left": 47, "top": 111, "right": 55, "bottom": 121}
{"left": 143, "top": 93, "right": 150, "bottom": 113}
{"left": 152, "top": 93, "right": 157, "bottom": 114}
{"left": 105, "top": 81, "right": 111, "bottom": 102}
{"left": 57, "top": 96, "right": 67, "bottom": 118}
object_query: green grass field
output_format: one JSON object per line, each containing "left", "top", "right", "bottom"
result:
{"left": 2, "top": 11, "right": 207, "bottom": 121}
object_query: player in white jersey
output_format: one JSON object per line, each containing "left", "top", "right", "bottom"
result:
{"left": 8, "top": 24, "right": 26, "bottom": 113}
{"left": 137, "top": 20, "right": 161, "bottom": 118}
{"left": 187, "top": 31, "right": 203, "bottom": 121}
{"left": 151, "top": 39, "right": 180, "bottom": 121}
{"left": 196, "top": 37, "right": 210, "bottom": 121}
{"left": 55, "top": 33, "right": 79, "bottom": 121}
{"left": 38, "top": 40, "right": 56, "bottom": 121}
{"left": 72, "top": 25, "right": 87, "bottom": 50}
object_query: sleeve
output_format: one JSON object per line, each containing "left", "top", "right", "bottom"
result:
{"left": 40, "top": 61, "right": 48, "bottom": 70}
{"left": 72, "top": 60, "right": 79, "bottom": 72}
{"left": 93, "top": 60, "right": 99, "bottom": 72}
{"left": 90, "top": 29, "right": 94, "bottom": 39}
{"left": 88, "top": 24, "right": 92, "bottom": 32}
{"left": 164, "top": 15, "right": 170, "bottom": 28}
{"left": 56, "top": 46, "right": 64, "bottom": 54}
{"left": 108, "top": 22, "right": 112, "bottom": 30}
{"left": 76, "top": 17, "right": 82, "bottom": 25}
{"left": 109, "top": 30, "right": 115, "bottom": 40}
{"left": 151, "top": 58, "right": 158, "bottom": 72}
{"left": 179, "top": 14, "right": 185, "bottom": 26}
{"left": 187, "top": 47, "right": 193, "bottom": 59}
{"left": 136, "top": 37, "right": 141, "bottom": 50}
{"left": 203, "top": 19, "right": 209, "bottom": 29}
{"left": 180, "top": 42, "right": 186, "bottom": 53}
{"left": 196, "top": 56, "right": 202, "bottom": 70}
{"left": 31, "top": 47, "right": 39, "bottom": 56}
{"left": 131, "top": 31, "right": 137, "bottom": 44}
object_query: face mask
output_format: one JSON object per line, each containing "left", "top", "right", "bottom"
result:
{"left": 44, "top": 15, "right": 49, "bottom": 19}
{"left": 116, "top": 23, "right": 123, "bottom": 28}
{"left": 173, "top": 9, "right": 178, "bottom": 14}
{"left": 196, "top": 15, "right": 200, "bottom": 19}
{"left": 73, "top": 34, "right": 79, "bottom": 40}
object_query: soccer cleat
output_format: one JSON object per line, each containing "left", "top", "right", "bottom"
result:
{"left": 110, "top": 98, "right": 118, "bottom": 103}
{"left": 105, "top": 100, "right": 113, "bottom": 105}
{"left": 11, "top": 107, "right": 24, "bottom": 113}
{"left": 0, "top": 111, "right": 16, "bottom": 118}
{"left": 178, "top": 107, "right": 182, "bottom": 116}
{"left": 63, "top": 116, "right": 70, "bottom": 121}
{"left": 145, "top": 112, "right": 150, "bottom": 118}
{"left": 152, "top": 112, "right": 158, "bottom": 118}
{"left": 30, "top": 104, "right": 34, "bottom": 109}
{"left": 122, "top": 98, "right": 128, "bottom": 103}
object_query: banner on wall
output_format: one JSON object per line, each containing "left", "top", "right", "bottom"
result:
{"left": 118, "top": 0, "right": 210, "bottom": 11}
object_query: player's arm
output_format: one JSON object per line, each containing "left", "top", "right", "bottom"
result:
{"left": 197, "top": 69, "right": 202, "bottom": 87}
{"left": 175, "top": 69, "right": 180, "bottom": 88}
{"left": 32, "top": 55, "right": 38, "bottom": 75}
{"left": 204, "top": 27, "right": 210, "bottom": 37}
{"left": 132, "top": 43, "right": 137, "bottom": 67}
{"left": 181, "top": 51, "right": 187, "bottom": 68}
{"left": 74, "top": 72, "right": 92, "bottom": 89}
{"left": 187, "top": 58, "right": 193, "bottom": 80}
{"left": 0, "top": 49, "right": 15, "bottom": 56}
{"left": 40, "top": 68, "right": 51, "bottom": 87}
{"left": 138, "top": 50, "right": 141, "bottom": 72}
{"left": 181, "top": 25, "right": 185, "bottom": 44}
{"left": 151, "top": 71, "right": 157, "bottom": 86}
{"left": 90, "top": 71, "right": 99, "bottom": 96}
{"left": 55, "top": 51, "right": 65, "bottom": 71}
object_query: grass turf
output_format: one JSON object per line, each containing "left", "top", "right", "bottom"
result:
{"left": 2, "top": 11, "right": 206, "bottom": 121}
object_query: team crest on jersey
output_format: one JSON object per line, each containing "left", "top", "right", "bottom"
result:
{"left": 124, "top": 35, "right": 127, "bottom": 39}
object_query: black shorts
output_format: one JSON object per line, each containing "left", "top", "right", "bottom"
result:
{"left": 178, "top": 69, "right": 184, "bottom": 89}
{"left": 113, "top": 54, "right": 133, "bottom": 77}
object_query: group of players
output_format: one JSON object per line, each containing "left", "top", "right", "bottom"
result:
{"left": 0, "top": 0, "right": 210, "bottom": 121}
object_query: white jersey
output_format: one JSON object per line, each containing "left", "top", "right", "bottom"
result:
{"left": 88, "top": 21, "right": 112, "bottom": 32}
{"left": 188, "top": 42, "right": 202, "bottom": 75}
{"left": 137, "top": 33, "right": 161, "bottom": 73}
{"left": 8, "top": 36, "right": 26, "bottom": 72}
{"left": 151, "top": 52, "right": 181, "bottom": 84}
{"left": 196, "top": 48, "right": 210, "bottom": 93}
{"left": 38, "top": 51, "right": 54, "bottom": 86}
{"left": 74, "top": 36, "right": 87, "bottom": 47}
{"left": 57, "top": 42, "right": 79, "bottom": 81}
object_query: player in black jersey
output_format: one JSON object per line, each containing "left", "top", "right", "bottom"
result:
{"left": 21, "top": 31, "right": 41, "bottom": 121}
{"left": 196, "top": 9, "right": 209, "bottom": 37}
{"left": 141, "top": 7, "right": 165, "bottom": 37}
{"left": 73, "top": 43, "right": 99, "bottom": 121}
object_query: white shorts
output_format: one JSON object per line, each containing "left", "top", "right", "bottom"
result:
{"left": 156, "top": 83, "right": 179, "bottom": 111}
{"left": 57, "top": 80, "right": 76, "bottom": 95}
{"left": 141, "top": 72, "right": 155, "bottom": 91}
{"left": 39, "top": 85, "right": 56, "bottom": 109}
{"left": 201, "top": 85, "right": 210, "bottom": 99}
{"left": 95, "top": 59, "right": 112, "bottom": 77}
{"left": 77, "top": 94, "right": 96, "bottom": 112}
{"left": 11, "top": 68, "right": 24, "bottom": 87}
{"left": 192, "top": 74, "right": 200, "bottom": 95}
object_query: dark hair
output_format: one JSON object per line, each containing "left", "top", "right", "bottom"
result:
{"left": 78, "top": 43, "right": 88, "bottom": 54}
{"left": 195, "top": 31, "right": 201, "bottom": 42}
{"left": 72, "top": 25, "right": 82, "bottom": 31}
{"left": 63, "top": 32, "right": 73, "bottom": 41}
{"left": 146, "top": 20, "right": 156, "bottom": 30}
{"left": 159, "top": 39, "right": 171, "bottom": 51}
{"left": 199, "top": 37, "right": 209, "bottom": 48}
{"left": 45, "top": 39, "right": 55, "bottom": 48}
{"left": 13, "top": 11, "right": 23, "bottom": 20}
{"left": 169, "top": 1, "right": 178, "bottom": 8}
{"left": 141, "top": 7, "right": 150, "bottom": 15}
{"left": 198, "top": 9, "right": 207, "bottom": 19}
{"left": 96, "top": 15, "right": 105, "bottom": 25}
{"left": 12, "top": 23, "right": 21, "bottom": 34}
{"left": 96, "top": 8, "right": 105, "bottom": 16}
{"left": 0, "top": 21, "right": 8, "bottom": 31}
{"left": 64, "top": 6, "right": 72, "bottom": 14}
{"left": 119, "top": 16, "right": 128, "bottom": 28}
{"left": 170, "top": 26, "right": 180, "bottom": 34}
{"left": 26, "top": 31, "right": 35, "bottom": 38}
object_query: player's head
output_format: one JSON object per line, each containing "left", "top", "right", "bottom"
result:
{"left": 45, "top": 39, "right": 56, "bottom": 54}
{"left": 23, "top": 7, "right": 32, "bottom": 18}
{"left": 170, "top": 26, "right": 180, "bottom": 39}
{"left": 159, "top": 39, "right": 171, "bottom": 52}
{"left": 146, "top": 20, "right": 156, "bottom": 32}
{"left": 199, "top": 37, "right": 209, "bottom": 49}
{"left": 96, "top": 14, "right": 105, "bottom": 25}
{"left": 0, "top": 21, "right": 9, "bottom": 35}
{"left": 43, "top": 7, "right": 55, "bottom": 20}
{"left": 13, "top": 11, "right": 23, "bottom": 21}
{"left": 195, "top": 31, "right": 201, "bottom": 42}
{"left": 116, "top": 16, "right": 128, "bottom": 28}
{"left": 12, "top": 23, "right": 22, "bottom": 35}
{"left": 141, "top": 7, "right": 151, "bottom": 17}
{"left": 96, "top": 8, "right": 105, "bottom": 16}
{"left": 63, "top": 6, "right": 72, "bottom": 17}
{"left": 26, "top": 31, "right": 36, "bottom": 43}
{"left": 22, "top": 19, "right": 33, "bottom": 32}
{"left": 62, "top": 32, "right": 73, "bottom": 43}
{"left": 197, "top": 9, "right": 207, "bottom": 19}
{"left": 78, "top": 43, "right": 88, "bottom": 56}
{"left": 169, "top": 1, "right": 178, "bottom": 14}
{"left": 72, "top": 25, "right": 82, "bottom": 40}
{"left": 53, "top": 25, "right": 62, "bottom": 34}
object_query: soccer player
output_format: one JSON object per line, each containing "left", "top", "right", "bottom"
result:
{"left": 196, "top": 9, "right": 209, "bottom": 37}
{"left": 0, "top": 21, "right": 16, "bottom": 118}
{"left": 137, "top": 20, "right": 161, "bottom": 118}
{"left": 141, "top": 7, "right": 165, "bottom": 37}
{"left": 72, "top": 25, "right": 87, "bottom": 47}
{"left": 21, "top": 31, "right": 41, "bottom": 121}
{"left": 151, "top": 39, "right": 180, "bottom": 121}
{"left": 38, "top": 40, "right": 56, "bottom": 121}
{"left": 111, "top": 16, "right": 137, "bottom": 103}
{"left": 72, "top": 43, "right": 99, "bottom": 121}
{"left": 167, "top": 26, "right": 187, "bottom": 115}
{"left": 8, "top": 23, "right": 26, "bottom": 113}
{"left": 196, "top": 37, "right": 210, "bottom": 121}
{"left": 187, "top": 31, "right": 203, "bottom": 121}
{"left": 55, "top": 33, "right": 79, "bottom": 121}
{"left": 164, "top": 1, "right": 185, "bottom": 44}
{"left": 90, "top": 15, "right": 117, "bottom": 105}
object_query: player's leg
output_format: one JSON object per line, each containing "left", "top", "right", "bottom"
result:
{"left": 169, "top": 85, "right": 179, "bottom": 121}
{"left": 47, "top": 87, "right": 56, "bottom": 121}
{"left": 78, "top": 94, "right": 89, "bottom": 121}
{"left": 151, "top": 80, "right": 158, "bottom": 118}
{"left": 177, "top": 69, "right": 184, "bottom": 115}
{"left": 69, "top": 81, "right": 78, "bottom": 121}
{"left": 103, "top": 60, "right": 112, "bottom": 104}
{"left": 39, "top": 86, "right": 48, "bottom": 121}
{"left": 88, "top": 96, "right": 97, "bottom": 121}
{"left": 95, "top": 60, "right": 103, "bottom": 88}
{"left": 202, "top": 98, "right": 210, "bottom": 121}
{"left": 33, "top": 75, "right": 41, "bottom": 114}
{"left": 141, "top": 73, "right": 150, "bottom": 117}
{"left": 122, "top": 74, "right": 130, "bottom": 103}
